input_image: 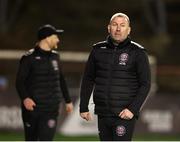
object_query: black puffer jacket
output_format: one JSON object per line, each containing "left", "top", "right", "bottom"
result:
{"left": 80, "top": 36, "right": 151, "bottom": 117}
{"left": 16, "top": 47, "right": 71, "bottom": 112}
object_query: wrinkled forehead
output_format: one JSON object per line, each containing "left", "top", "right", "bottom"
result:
{"left": 110, "top": 13, "right": 130, "bottom": 25}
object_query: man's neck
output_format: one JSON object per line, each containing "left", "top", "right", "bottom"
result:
{"left": 38, "top": 40, "right": 51, "bottom": 51}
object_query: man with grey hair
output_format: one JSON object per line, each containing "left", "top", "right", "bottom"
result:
{"left": 80, "top": 13, "right": 151, "bottom": 141}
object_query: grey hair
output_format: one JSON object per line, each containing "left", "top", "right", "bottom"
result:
{"left": 110, "top": 13, "right": 130, "bottom": 25}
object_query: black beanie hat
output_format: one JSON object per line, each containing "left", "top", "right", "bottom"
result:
{"left": 38, "top": 24, "right": 64, "bottom": 41}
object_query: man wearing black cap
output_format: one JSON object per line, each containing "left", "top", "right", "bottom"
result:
{"left": 16, "top": 24, "right": 73, "bottom": 141}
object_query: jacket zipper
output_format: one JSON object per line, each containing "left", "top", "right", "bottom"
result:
{"left": 107, "top": 46, "right": 117, "bottom": 115}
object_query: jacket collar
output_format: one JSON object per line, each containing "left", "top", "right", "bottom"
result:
{"left": 106, "top": 35, "right": 131, "bottom": 49}
{"left": 35, "top": 46, "right": 52, "bottom": 55}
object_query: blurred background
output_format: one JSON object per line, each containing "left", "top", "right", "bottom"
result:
{"left": 0, "top": 0, "right": 180, "bottom": 140}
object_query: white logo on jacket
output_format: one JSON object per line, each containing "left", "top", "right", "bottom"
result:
{"left": 52, "top": 60, "right": 58, "bottom": 71}
{"left": 35, "top": 56, "right": 41, "bottom": 60}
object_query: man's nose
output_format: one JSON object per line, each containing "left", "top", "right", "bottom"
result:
{"left": 117, "top": 26, "right": 121, "bottom": 31}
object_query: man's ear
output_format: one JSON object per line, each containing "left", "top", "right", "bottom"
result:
{"left": 107, "top": 24, "right": 110, "bottom": 33}
{"left": 128, "top": 27, "right": 131, "bottom": 35}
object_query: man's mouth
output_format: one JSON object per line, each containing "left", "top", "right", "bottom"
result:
{"left": 115, "top": 33, "right": 121, "bottom": 36}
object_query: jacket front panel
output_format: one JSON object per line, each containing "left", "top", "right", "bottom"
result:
{"left": 26, "top": 49, "right": 62, "bottom": 112}
{"left": 93, "top": 39, "right": 141, "bottom": 116}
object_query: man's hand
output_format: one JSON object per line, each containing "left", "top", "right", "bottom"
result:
{"left": 23, "top": 97, "right": 36, "bottom": 111}
{"left": 80, "top": 112, "right": 92, "bottom": 121}
{"left": 119, "top": 108, "right": 134, "bottom": 120}
{"left": 65, "top": 102, "right": 73, "bottom": 113}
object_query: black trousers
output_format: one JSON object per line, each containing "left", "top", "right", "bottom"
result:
{"left": 22, "top": 109, "right": 58, "bottom": 141}
{"left": 97, "top": 116, "right": 136, "bottom": 141}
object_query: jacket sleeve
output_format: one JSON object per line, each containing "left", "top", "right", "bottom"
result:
{"left": 80, "top": 48, "right": 96, "bottom": 113}
{"left": 59, "top": 71, "right": 72, "bottom": 103}
{"left": 16, "top": 56, "right": 31, "bottom": 101}
{"left": 128, "top": 50, "right": 151, "bottom": 116}
{"left": 57, "top": 54, "right": 72, "bottom": 103}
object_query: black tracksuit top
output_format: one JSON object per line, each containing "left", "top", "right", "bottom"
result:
{"left": 16, "top": 47, "right": 71, "bottom": 112}
{"left": 80, "top": 36, "right": 151, "bottom": 117}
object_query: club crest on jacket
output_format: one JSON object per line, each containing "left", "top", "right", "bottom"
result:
{"left": 119, "top": 53, "right": 129, "bottom": 65}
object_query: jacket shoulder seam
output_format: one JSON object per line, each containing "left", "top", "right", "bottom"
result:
{"left": 131, "top": 41, "right": 144, "bottom": 49}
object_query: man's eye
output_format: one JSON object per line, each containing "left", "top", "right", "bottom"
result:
{"left": 111, "top": 23, "right": 117, "bottom": 26}
{"left": 121, "top": 25, "right": 126, "bottom": 27}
